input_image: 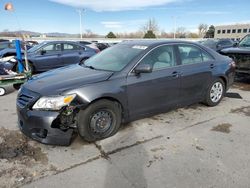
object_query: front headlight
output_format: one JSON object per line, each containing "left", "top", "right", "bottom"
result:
{"left": 33, "top": 94, "right": 76, "bottom": 110}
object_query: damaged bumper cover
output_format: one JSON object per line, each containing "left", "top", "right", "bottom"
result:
{"left": 17, "top": 107, "right": 74, "bottom": 146}
{"left": 16, "top": 88, "right": 76, "bottom": 146}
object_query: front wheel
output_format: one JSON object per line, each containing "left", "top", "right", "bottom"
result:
{"left": 77, "top": 100, "right": 122, "bottom": 142}
{"left": 204, "top": 78, "right": 225, "bottom": 106}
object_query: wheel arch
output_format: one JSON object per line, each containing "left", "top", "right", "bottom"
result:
{"left": 84, "top": 96, "right": 126, "bottom": 121}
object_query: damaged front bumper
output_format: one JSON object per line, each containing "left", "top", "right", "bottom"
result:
{"left": 16, "top": 88, "right": 77, "bottom": 146}
{"left": 17, "top": 107, "right": 74, "bottom": 146}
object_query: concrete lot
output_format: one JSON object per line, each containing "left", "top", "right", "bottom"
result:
{"left": 0, "top": 79, "right": 249, "bottom": 188}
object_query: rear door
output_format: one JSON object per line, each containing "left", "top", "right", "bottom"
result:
{"left": 177, "top": 44, "right": 215, "bottom": 105}
{"left": 62, "top": 43, "right": 82, "bottom": 66}
{"left": 33, "top": 43, "right": 63, "bottom": 71}
{"left": 126, "top": 45, "right": 182, "bottom": 119}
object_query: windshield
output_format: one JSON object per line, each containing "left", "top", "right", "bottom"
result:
{"left": 84, "top": 44, "right": 145, "bottom": 72}
{"left": 27, "top": 41, "right": 46, "bottom": 53}
{"left": 239, "top": 35, "right": 250, "bottom": 47}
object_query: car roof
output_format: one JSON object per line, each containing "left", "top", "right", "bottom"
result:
{"left": 120, "top": 39, "right": 200, "bottom": 47}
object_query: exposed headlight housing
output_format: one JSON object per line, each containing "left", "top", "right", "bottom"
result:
{"left": 33, "top": 94, "right": 76, "bottom": 110}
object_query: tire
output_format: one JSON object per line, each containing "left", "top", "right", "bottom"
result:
{"left": 0, "top": 87, "right": 6, "bottom": 96}
{"left": 13, "top": 84, "right": 22, "bottom": 90}
{"left": 77, "top": 99, "right": 122, "bottom": 142}
{"left": 204, "top": 78, "right": 225, "bottom": 106}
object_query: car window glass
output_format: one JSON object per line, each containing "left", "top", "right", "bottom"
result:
{"left": 84, "top": 44, "right": 144, "bottom": 72}
{"left": 139, "top": 45, "right": 175, "bottom": 70}
{"left": 178, "top": 45, "right": 203, "bottom": 65}
{"left": 219, "top": 40, "right": 232, "bottom": 46}
{"left": 201, "top": 51, "right": 214, "bottom": 62}
{"left": 42, "top": 44, "right": 61, "bottom": 52}
{"left": 64, "top": 44, "right": 80, "bottom": 51}
{"left": 239, "top": 35, "right": 250, "bottom": 47}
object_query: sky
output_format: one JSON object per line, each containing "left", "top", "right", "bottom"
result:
{"left": 0, "top": 0, "right": 249, "bottom": 35}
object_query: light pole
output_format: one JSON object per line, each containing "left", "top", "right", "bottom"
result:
{"left": 77, "top": 9, "right": 84, "bottom": 39}
{"left": 172, "top": 16, "right": 177, "bottom": 39}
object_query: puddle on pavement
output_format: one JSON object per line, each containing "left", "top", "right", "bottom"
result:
{"left": 230, "top": 106, "right": 250, "bottom": 116}
{"left": 0, "top": 128, "right": 48, "bottom": 164}
{"left": 211, "top": 123, "right": 232, "bottom": 134}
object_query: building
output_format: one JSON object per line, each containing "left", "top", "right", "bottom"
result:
{"left": 215, "top": 23, "right": 250, "bottom": 40}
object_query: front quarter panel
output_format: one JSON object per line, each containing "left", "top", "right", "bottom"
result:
{"left": 67, "top": 77, "right": 129, "bottom": 119}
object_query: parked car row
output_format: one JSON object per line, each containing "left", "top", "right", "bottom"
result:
{"left": 0, "top": 40, "right": 114, "bottom": 74}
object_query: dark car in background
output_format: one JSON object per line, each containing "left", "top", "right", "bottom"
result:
{"left": 1, "top": 41, "right": 96, "bottom": 73}
{"left": 17, "top": 40, "right": 235, "bottom": 146}
{"left": 220, "top": 34, "right": 250, "bottom": 75}
{"left": 199, "top": 39, "right": 235, "bottom": 53}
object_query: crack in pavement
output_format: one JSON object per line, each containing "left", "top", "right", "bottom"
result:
{"left": 22, "top": 135, "right": 163, "bottom": 187}
{"left": 176, "top": 117, "right": 217, "bottom": 132}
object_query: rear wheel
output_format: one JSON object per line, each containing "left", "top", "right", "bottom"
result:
{"left": 77, "top": 99, "right": 122, "bottom": 142}
{"left": 205, "top": 78, "right": 225, "bottom": 106}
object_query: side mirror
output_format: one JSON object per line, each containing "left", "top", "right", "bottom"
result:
{"left": 233, "top": 42, "right": 238, "bottom": 47}
{"left": 134, "top": 64, "right": 152, "bottom": 74}
{"left": 40, "top": 50, "right": 46, "bottom": 55}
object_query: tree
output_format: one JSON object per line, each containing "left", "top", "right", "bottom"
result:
{"left": 106, "top": 32, "right": 116, "bottom": 38}
{"left": 198, "top": 24, "right": 208, "bottom": 38}
{"left": 141, "top": 18, "right": 159, "bottom": 34}
{"left": 176, "top": 27, "right": 186, "bottom": 38}
{"left": 143, "top": 30, "right": 156, "bottom": 38}
{"left": 204, "top": 25, "right": 215, "bottom": 38}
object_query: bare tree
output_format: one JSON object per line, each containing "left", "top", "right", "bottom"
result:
{"left": 198, "top": 24, "right": 208, "bottom": 37}
{"left": 83, "top": 29, "right": 98, "bottom": 38}
{"left": 141, "top": 18, "right": 159, "bottom": 34}
{"left": 176, "top": 27, "right": 186, "bottom": 38}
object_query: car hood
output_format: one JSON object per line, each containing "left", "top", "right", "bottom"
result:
{"left": 23, "top": 64, "right": 113, "bottom": 96}
{"left": 221, "top": 47, "right": 250, "bottom": 54}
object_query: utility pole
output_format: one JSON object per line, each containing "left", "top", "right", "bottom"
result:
{"left": 77, "top": 9, "right": 84, "bottom": 39}
{"left": 172, "top": 16, "right": 177, "bottom": 39}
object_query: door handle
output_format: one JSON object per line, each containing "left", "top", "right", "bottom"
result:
{"left": 210, "top": 64, "right": 215, "bottom": 69}
{"left": 172, "top": 71, "right": 179, "bottom": 77}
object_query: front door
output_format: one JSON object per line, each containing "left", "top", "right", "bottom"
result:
{"left": 126, "top": 45, "right": 181, "bottom": 119}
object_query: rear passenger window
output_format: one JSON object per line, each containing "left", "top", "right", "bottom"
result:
{"left": 140, "top": 45, "right": 176, "bottom": 71}
{"left": 178, "top": 45, "right": 213, "bottom": 65}
{"left": 64, "top": 44, "right": 80, "bottom": 51}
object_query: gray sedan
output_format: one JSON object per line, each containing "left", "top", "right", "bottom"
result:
{"left": 17, "top": 40, "right": 235, "bottom": 145}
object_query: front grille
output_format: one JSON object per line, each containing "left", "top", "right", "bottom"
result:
{"left": 17, "top": 94, "right": 34, "bottom": 108}
{"left": 17, "top": 87, "right": 40, "bottom": 108}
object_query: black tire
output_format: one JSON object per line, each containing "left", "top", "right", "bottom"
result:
{"left": 77, "top": 99, "right": 122, "bottom": 142}
{"left": 0, "top": 87, "right": 6, "bottom": 96}
{"left": 204, "top": 78, "right": 225, "bottom": 107}
{"left": 13, "top": 84, "right": 22, "bottom": 90}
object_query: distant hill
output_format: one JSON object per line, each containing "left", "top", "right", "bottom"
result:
{"left": 0, "top": 30, "right": 80, "bottom": 38}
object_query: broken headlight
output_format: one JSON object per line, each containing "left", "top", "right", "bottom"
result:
{"left": 33, "top": 94, "right": 76, "bottom": 110}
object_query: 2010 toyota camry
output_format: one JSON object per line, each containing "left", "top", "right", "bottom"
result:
{"left": 16, "top": 40, "right": 235, "bottom": 146}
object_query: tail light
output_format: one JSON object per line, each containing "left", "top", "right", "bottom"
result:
{"left": 95, "top": 49, "right": 100, "bottom": 53}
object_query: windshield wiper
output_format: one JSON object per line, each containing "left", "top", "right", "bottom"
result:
{"left": 82, "top": 64, "right": 96, "bottom": 70}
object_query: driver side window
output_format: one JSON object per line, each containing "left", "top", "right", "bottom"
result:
{"left": 139, "top": 45, "right": 176, "bottom": 71}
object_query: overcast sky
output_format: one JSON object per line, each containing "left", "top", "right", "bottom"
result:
{"left": 0, "top": 0, "right": 249, "bottom": 34}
